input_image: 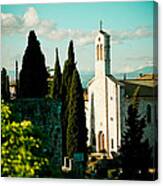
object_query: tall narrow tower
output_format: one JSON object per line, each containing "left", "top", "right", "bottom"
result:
{"left": 15, "top": 60, "right": 19, "bottom": 98}
{"left": 95, "top": 22, "right": 111, "bottom": 77}
{"left": 87, "top": 22, "right": 122, "bottom": 158}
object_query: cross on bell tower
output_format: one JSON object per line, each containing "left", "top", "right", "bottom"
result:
{"left": 100, "top": 20, "right": 103, "bottom": 31}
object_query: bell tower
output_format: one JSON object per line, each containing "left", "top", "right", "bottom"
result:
{"left": 95, "top": 21, "right": 111, "bottom": 77}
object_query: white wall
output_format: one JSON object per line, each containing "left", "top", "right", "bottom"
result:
{"left": 87, "top": 76, "right": 122, "bottom": 157}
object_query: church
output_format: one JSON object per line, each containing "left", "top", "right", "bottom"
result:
{"left": 85, "top": 25, "right": 125, "bottom": 158}
{"left": 85, "top": 24, "right": 157, "bottom": 159}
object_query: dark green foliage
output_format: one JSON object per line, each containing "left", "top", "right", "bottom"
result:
{"left": 1, "top": 68, "right": 10, "bottom": 101}
{"left": 153, "top": 141, "right": 158, "bottom": 179}
{"left": 119, "top": 102, "right": 152, "bottom": 180}
{"left": 10, "top": 98, "right": 62, "bottom": 177}
{"left": 61, "top": 40, "right": 76, "bottom": 156}
{"left": 15, "top": 60, "right": 19, "bottom": 98}
{"left": 67, "top": 69, "right": 87, "bottom": 158}
{"left": 68, "top": 40, "right": 75, "bottom": 62}
{"left": 95, "top": 157, "right": 109, "bottom": 179}
{"left": 1, "top": 102, "right": 49, "bottom": 177}
{"left": 19, "top": 30, "right": 48, "bottom": 98}
{"left": 51, "top": 48, "right": 62, "bottom": 100}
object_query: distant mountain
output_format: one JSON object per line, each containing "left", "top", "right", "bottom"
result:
{"left": 80, "top": 71, "right": 94, "bottom": 89}
{"left": 6, "top": 65, "right": 157, "bottom": 89}
{"left": 80, "top": 66, "right": 157, "bottom": 88}
{"left": 114, "top": 65, "right": 157, "bottom": 80}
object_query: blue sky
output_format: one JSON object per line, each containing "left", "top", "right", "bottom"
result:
{"left": 1, "top": 1, "right": 156, "bottom": 76}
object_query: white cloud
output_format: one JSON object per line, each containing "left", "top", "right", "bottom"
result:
{"left": 117, "top": 63, "right": 155, "bottom": 74}
{"left": 23, "top": 7, "right": 39, "bottom": 27}
{"left": 110, "top": 26, "right": 152, "bottom": 45}
{"left": 1, "top": 7, "right": 153, "bottom": 46}
{"left": 78, "top": 33, "right": 96, "bottom": 46}
{"left": 1, "top": 13, "right": 23, "bottom": 34}
{"left": 126, "top": 56, "right": 153, "bottom": 62}
{"left": 116, "top": 65, "right": 135, "bottom": 73}
{"left": 1, "top": 7, "right": 56, "bottom": 36}
{"left": 47, "top": 29, "right": 68, "bottom": 41}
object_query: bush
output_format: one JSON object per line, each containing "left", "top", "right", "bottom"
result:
{"left": 1, "top": 102, "right": 49, "bottom": 177}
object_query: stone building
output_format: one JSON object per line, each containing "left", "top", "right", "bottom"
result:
{"left": 85, "top": 26, "right": 157, "bottom": 159}
{"left": 120, "top": 74, "right": 158, "bottom": 153}
{"left": 86, "top": 27, "right": 125, "bottom": 158}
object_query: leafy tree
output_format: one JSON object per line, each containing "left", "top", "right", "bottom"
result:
{"left": 66, "top": 69, "right": 87, "bottom": 158}
{"left": 61, "top": 40, "right": 76, "bottom": 156}
{"left": 50, "top": 48, "right": 62, "bottom": 100}
{"left": 1, "top": 102, "right": 49, "bottom": 177}
{"left": 119, "top": 102, "right": 152, "bottom": 180}
{"left": 19, "top": 30, "right": 48, "bottom": 98}
{"left": 1, "top": 68, "right": 10, "bottom": 101}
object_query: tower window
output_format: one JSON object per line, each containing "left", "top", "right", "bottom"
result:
{"left": 100, "top": 44, "right": 103, "bottom": 60}
{"left": 146, "top": 104, "right": 152, "bottom": 123}
{"left": 110, "top": 117, "right": 113, "bottom": 121}
{"left": 110, "top": 96, "right": 113, "bottom": 100}
{"left": 98, "top": 131, "right": 105, "bottom": 152}
{"left": 96, "top": 44, "right": 99, "bottom": 60}
{"left": 111, "top": 139, "right": 114, "bottom": 149}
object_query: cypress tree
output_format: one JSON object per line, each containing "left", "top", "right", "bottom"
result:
{"left": 61, "top": 40, "right": 76, "bottom": 156}
{"left": 6, "top": 75, "right": 10, "bottom": 100}
{"left": 15, "top": 60, "right": 19, "bottom": 98}
{"left": 1, "top": 68, "right": 10, "bottom": 101}
{"left": 67, "top": 68, "right": 87, "bottom": 158}
{"left": 19, "top": 30, "right": 48, "bottom": 98}
{"left": 51, "top": 48, "right": 62, "bottom": 100}
{"left": 119, "top": 102, "right": 152, "bottom": 180}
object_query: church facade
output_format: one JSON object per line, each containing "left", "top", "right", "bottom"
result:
{"left": 85, "top": 27, "right": 157, "bottom": 159}
{"left": 86, "top": 28, "right": 125, "bottom": 158}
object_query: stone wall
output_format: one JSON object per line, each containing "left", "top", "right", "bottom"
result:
{"left": 10, "top": 98, "right": 62, "bottom": 175}
{"left": 124, "top": 97, "right": 157, "bottom": 157}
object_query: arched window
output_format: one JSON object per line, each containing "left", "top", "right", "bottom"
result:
{"left": 96, "top": 44, "right": 99, "bottom": 60}
{"left": 111, "top": 139, "right": 114, "bottom": 149}
{"left": 102, "top": 133, "right": 105, "bottom": 151}
{"left": 98, "top": 131, "right": 105, "bottom": 152}
{"left": 100, "top": 44, "right": 103, "bottom": 60}
{"left": 146, "top": 104, "right": 152, "bottom": 123}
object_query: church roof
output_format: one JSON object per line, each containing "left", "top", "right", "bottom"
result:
{"left": 107, "top": 74, "right": 121, "bottom": 85}
{"left": 87, "top": 74, "right": 121, "bottom": 87}
{"left": 123, "top": 80, "right": 156, "bottom": 88}
{"left": 120, "top": 74, "right": 157, "bottom": 89}
{"left": 99, "top": 30, "right": 105, "bottom": 34}
{"left": 88, "top": 77, "right": 95, "bottom": 87}
{"left": 120, "top": 74, "right": 158, "bottom": 98}
{"left": 121, "top": 80, "right": 157, "bottom": 98}
{"left": 85, "top": 74, "right": 157, "bottom": 100}
{"left": 137, "top": 74, "right": 157, "bottom": 80}
{"left": 99, "top": 30, "right": 110, "bottom": 37}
